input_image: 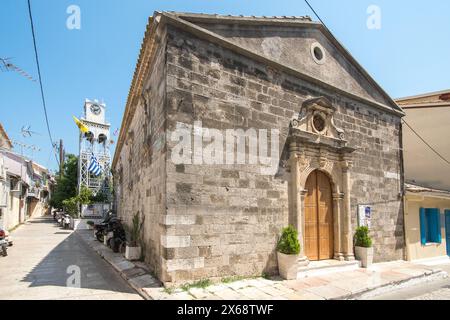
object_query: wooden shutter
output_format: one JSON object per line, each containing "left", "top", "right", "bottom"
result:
{"left": 434, "top": 208, "right": 442, "bottom": 244}
{"left": 420, "top": 208, "right": 427, "bottom": 245}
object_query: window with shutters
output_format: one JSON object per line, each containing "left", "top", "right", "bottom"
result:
{"left": 420, "top": 208, "right": 442, "bottom": 245}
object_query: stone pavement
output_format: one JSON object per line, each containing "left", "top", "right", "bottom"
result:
{"left": 0, "top": 217, "right": 142, "bottom": 300}
{"left": 77, "top": 229, "right": 161, "bottom": 299}
{"left": 144, "top": 261, "right": 446, "bottom": 300}
{"left": 77, "top": 229, "right": 447, "bottom": 300}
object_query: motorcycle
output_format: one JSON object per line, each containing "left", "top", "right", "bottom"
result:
{"left": 57, "top": 215, "right": 63, "bottom": 227}
{"left": 53, "top": 209, "right": 63, "bottom": 222}
{"left": 94, "top": 211, "right": 116, "bottom": 243}
{"left": 107, "top": 219, "right": 126, "bottom": 253}
{"left": 4, "top": 230, "right": 12, "bottom": 247}
{"left": 62, "top": 214, "right": 71, "bottom": 229}
{"left": 0, "top": 229, "right": 8, "bottom": 257}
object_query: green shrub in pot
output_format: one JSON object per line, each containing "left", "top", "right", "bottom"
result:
{"left": 354, "top": 226, "right": 374, "bottom": 268}
{"left": 276, "top": 225, "right": 300, "bottom": 280}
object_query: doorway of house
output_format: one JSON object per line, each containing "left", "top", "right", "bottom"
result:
{"left": 304, "top": 170, "right": 334, "bottom": 261}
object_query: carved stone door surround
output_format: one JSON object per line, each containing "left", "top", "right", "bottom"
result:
{"left": 288, "top": 97, "right": 356, "bottom": 264}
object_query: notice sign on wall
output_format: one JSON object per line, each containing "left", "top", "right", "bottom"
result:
{"left": 358, "top": 205, "right": 372, "bottom": 229}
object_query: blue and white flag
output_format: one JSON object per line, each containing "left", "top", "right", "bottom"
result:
{"left": 88, "top": 154, "right": 102, "bottom": 176}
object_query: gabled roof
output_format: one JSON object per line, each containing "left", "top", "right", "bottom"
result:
{"left": 113, "top": 11, "right": 404, "bottom": 168}
{"left": 165, "top": 12, "right": 403, "bottom": 112}
{"left": 0, "top": 123, "right": 13, "bottom": 149}
{"left": 171, "top": 12, "right": 314, "bottom": 24}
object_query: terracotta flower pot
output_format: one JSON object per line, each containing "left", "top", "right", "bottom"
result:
{"left": 277, "top": 252, "right": 299, "bottom": 280}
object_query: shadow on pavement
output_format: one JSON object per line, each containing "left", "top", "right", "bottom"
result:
{"left": 20, "top": 217, "right": 135, "bottom": 294}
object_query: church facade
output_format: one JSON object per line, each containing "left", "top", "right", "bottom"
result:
{"left": 113, "top": 12, "right": 406, "bottom": 285}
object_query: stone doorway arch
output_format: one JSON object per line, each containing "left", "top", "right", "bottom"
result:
{"left": 287, "top": 97, "right": 356, "bottom": 265}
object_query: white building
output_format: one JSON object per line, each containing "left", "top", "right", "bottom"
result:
{"left": 0, "top": 124, "right": 53, "bottom": 230}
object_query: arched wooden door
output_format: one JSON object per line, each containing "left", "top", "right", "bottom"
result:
{"left": 304, "top": 170, "right": 334, "bottom": 261}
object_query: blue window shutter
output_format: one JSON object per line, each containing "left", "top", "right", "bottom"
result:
{"left": 420, "top": 208, "right": 427, "bottom": 245}
{"left": 427, "top": 209, "right": 434, "bottom": 242}
{"left": 435, "top": 209, "right": 442, "bottom": 244}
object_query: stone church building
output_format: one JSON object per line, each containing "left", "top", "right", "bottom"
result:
{"left": 113, "top": 12, "right": 406, "bottom": 285}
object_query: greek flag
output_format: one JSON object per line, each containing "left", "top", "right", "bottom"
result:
{"left": 88, "top": 154, "right": 102, "bottom": 176}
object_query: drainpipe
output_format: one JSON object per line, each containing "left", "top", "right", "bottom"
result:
{"left": 399, "top": 120, "right": 408, "bottom": 261}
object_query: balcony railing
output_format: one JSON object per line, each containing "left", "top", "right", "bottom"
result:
{"left": 27, "top": 187, "right": 40, "bottom": 199}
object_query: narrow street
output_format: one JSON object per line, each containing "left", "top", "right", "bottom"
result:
{"left": 0, "top": 216, "right": 142, "bottom": 300}
{"left": 365, "top": 263, "right": 450, "bottom": 300}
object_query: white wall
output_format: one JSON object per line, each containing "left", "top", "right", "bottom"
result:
{"left": 402, "top": 106, "right": 450, "bottom": 191}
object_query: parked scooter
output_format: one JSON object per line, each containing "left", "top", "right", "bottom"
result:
{"left": 107, "top": 219, "right": 126, "bottom": 253}
{"left": 53, "top": 209, "right": 63, "bottom": 222}
{"left": 57, "top": 213, "right": 64, "bottom": 227}
{"left": 94, "top": 211, "right": 116, "bottom": 243}
{"left": 3, "top": 230, "right": 12, "bottom": 247}
{"left": 0, "top": 229, "right": 8, "bottom": 257}
{"left": 62, "top": 214, "right": 71, "bottom": 229}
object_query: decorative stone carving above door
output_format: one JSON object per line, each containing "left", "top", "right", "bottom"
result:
{"left": 291, "top": 97, "right": 348, "bottom": 149}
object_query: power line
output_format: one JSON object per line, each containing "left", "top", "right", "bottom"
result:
{"left": 304, "top": 0, "right": 329, "bottom": 30}
{"left": 304, "top": 0, "right": 450, "bottom": 167}
{"left": 402, "top": 119, "right": 450, "bottom": 166}
{"left": 27, "top": 0, "right": 60, "bottom": 167}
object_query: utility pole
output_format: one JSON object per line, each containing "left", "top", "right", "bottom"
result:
{"left": 59, "top": 139, "right": 64, "bottom": 177}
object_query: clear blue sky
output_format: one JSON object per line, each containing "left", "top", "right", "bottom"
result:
{"left": 1, "top": 0, "right": 449, "bottom": 172}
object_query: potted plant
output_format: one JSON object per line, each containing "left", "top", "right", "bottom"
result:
{"left": 277, "top": 225, "right": 300, "bottom": 280}
{"left": 62, "top": 197, "right": 79, "bottom": 230}
{"left": 354, "top": 226, "right": 374, "bottom": 268}
{"left": 86, "top": 221, "right": 95, "bottom": 230}
{"left": 125, "top": 212, "right": 144, "bottom": 261}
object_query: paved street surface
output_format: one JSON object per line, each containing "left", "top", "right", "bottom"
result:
{"left": 79, "top": 227, "right": 448, "bottom": 301}
{"left": 142, "top": 261, "right": 445, "bottom": 300}
{"left": 0, "top": 216, "right": 142, "bottom": 300}
{"left": 77, "top": 228, "right": 446, "bottom": 300}
{"left": 370, "top": 263, "right": 450, "bottom": 300}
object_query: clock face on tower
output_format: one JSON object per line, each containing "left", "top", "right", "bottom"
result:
{"left": 90, "top": 104, "right": 101, "bottom": 115}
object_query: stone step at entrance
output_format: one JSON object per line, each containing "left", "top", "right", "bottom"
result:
{"left": 297, "top": 259, "right": 360, "bottom": 279}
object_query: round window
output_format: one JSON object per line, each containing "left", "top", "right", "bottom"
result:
{"left": 311, "top": 42, "right": 326, "bottom": 64}
{"left": 313, "top": 114, "right": 326, "bottom": 133}
{"left": 314, "top": 46, "right": 323, "bottom": 61}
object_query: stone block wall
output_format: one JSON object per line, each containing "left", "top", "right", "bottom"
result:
{"left": 115, "top": 22, "right": 405, "bottom": 285}
{"left": 162, "top": 24, "right": 404, "bottom": 284}
{"left": 114, "top": 28, "right": 168, "bottom": 280}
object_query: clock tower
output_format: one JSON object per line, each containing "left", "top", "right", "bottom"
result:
{"left": 78, "top": 99, "right": 112, "bottom": 198}
{"left": 84, "top": 100, "right": 106, "bottom": 123}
